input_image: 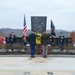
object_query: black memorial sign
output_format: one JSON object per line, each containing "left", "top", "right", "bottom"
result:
{"left": 31, "top": 16, "right": 47, "bottom": 33}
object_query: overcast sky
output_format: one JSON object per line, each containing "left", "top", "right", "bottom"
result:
{"left": 0, "top": 0, "right": 75, "bottom": 31}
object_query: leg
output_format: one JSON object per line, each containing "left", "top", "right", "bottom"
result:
{"left": 42, "top": 45, "right": 44, "bottom": 57}
{"left": 24, "top": 42, "right": 27, "bottom": 46}
{"left": 32, "top": 44, "right": 35, "bottom": 57}
{"left": 60, "top": 44, "right": 63, "bottom": 52}
{"left": 42, "top": 45, "right": 46, "bottom": 58}
{"left": 30, "top": 44, "right": 33, "bottom": 57}
{"left": 45, "top": 45, "right": 48, "bottom": 57}
{"left": 10, "top": 41, "right": 13, "bottom": 46}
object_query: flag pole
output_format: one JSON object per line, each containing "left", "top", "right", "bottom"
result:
{"left": 23, "top": 15, "right": 27, "bottom": 43}
{"left": 23, "top": 15, "right": 27, "bottom": 36}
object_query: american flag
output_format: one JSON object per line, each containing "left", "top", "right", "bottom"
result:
{"left": 23, "top": 15, "right": 27, "bottom": 36}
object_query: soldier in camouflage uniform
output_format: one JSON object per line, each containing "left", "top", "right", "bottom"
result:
{"left": 41, "top": 32, "right": 50, "bottom": 58}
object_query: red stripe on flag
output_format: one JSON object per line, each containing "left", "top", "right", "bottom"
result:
{"left": 23, "top": 15, "right": 27, "bottom": 35}
{"left": 23, "top": 26, "right": 27, "bottom": 35}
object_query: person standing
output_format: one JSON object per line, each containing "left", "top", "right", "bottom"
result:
{"left": 41, "top": 32, "right": 50, "bottom": 58}
{"left": 29, "top": 31, "right": 36, "bottom": 58}
{"left": 22, "top": 35, "right": 27, "bottom": 46}
{"left": 9, "top": 32, "right": 16, "bottom": 46}
{"left": 50, "top": 29, "right": 56, "bottom": 46}
{"left": 59, "top": 32, "right": 65, "bottom": 52}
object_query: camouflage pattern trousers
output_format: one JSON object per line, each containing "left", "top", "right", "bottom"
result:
{"left": 42, "top": 45, "right": 48, "bottom": 57}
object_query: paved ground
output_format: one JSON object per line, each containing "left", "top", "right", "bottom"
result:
{"left": 0, "top": 55, "right": 75, "bottom": 75}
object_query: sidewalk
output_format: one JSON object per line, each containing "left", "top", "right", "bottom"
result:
{"left": 0, "top": 54, "right": 75, "bottom": 57}
{"left": 0, "top": 57, "right": 75, "bottom": 75}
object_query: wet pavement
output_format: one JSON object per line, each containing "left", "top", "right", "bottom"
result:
{"left": 0, "top": 56, "right": 75, "bottom": 75}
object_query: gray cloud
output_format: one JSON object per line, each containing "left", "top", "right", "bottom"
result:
{"left": 0, "top": 0, "right": 75, "bottom": 31}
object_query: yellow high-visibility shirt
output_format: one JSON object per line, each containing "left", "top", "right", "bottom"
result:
{"left": 36, "top": 33, "right": 42, "bottom": 44}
